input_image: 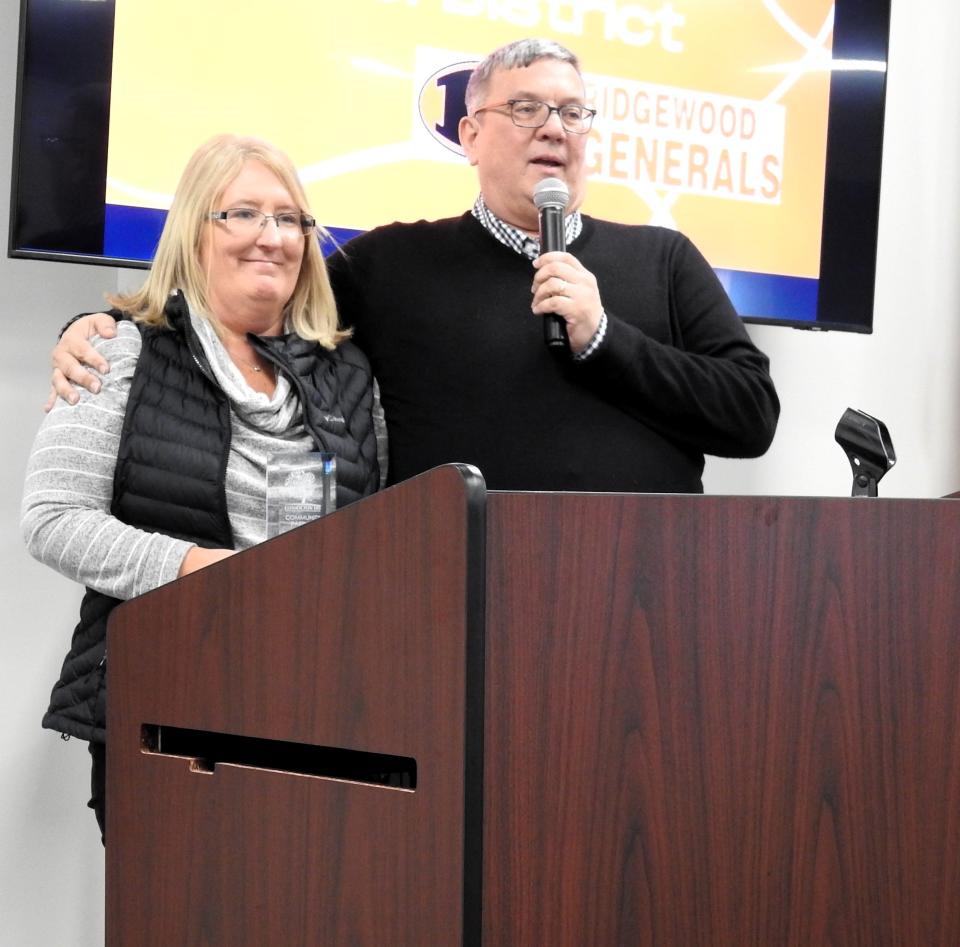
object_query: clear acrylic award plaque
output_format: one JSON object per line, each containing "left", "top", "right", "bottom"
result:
{"left": 265, "top": 451, "right": 337, "bottom": 538}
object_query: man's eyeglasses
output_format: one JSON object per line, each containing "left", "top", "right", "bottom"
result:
{"left": 472, "top": 99, "right": 597, "bottom": 134}
{"left": 209, "top": 208, "right": 316, "bottom": 238}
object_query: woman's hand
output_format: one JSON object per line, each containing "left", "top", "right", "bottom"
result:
{"left": 178, "top": 546, "right": 237, "bottom": 577}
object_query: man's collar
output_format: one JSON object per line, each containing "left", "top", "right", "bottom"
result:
{"left": 471, "top": 195, "right": 583, "bottom": 260}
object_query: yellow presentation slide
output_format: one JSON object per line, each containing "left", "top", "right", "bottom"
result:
{"left": 106, "top": 0, "right": 833, "bottom": 277}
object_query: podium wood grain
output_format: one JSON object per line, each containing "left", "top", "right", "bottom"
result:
{"left": 108, "top": 473, "right": 960, "bottom": 945}
{"left": 483, "top": 493, "right": 960, "bottom": 946}
{"left": 107, "top": 465, "right": 485, "bottom": 946}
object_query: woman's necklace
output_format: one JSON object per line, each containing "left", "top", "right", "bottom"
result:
{"left": 218, "top": 322, "right": 277, "bottom": 378}
{"left": 228, "top": 346, "right": 270, "bottom": 375}
{"left": 235, "top": 354, "right": 264, "bottom": 373}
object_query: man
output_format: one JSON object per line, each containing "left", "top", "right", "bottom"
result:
{"left": 50, "top": 38, "right": 778, "bottom": 493}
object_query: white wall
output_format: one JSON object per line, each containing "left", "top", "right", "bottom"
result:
{"left": 704, "top": 3, "right": 960, "bottom": 498}
{"left": 2, "top": 1, "right": 958, "bottom": 944}
{"left": 0, "top": 0, "right": 116, "bottom": 940}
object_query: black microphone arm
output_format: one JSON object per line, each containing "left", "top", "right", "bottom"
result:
{"left": 533, "top": 177, "right": 570, "bottom": 351}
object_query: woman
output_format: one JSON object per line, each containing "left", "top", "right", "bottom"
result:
{"left": 21, "top": 134, "right": 380, "bottom": 841}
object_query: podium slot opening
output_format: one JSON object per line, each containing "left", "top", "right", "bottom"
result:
{"left": 140, "top": 724, "right": 417, "bottom": 790}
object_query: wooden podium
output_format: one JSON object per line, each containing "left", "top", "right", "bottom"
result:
{"left": 107, "top": 465, "right": 960, "bottom": 945}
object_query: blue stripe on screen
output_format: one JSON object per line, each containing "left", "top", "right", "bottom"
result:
{"left": 104, "top": 203, "right": 817, "bottom": 321}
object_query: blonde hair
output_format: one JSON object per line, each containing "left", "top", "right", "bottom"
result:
{"left": 108, "top": 134, "right": 347, "bottom": 348}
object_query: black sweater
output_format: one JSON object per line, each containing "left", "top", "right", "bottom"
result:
{"left": 328, "top": 212, "right": 779, "bottom": 493}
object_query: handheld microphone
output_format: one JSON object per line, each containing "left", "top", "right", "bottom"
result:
{"left": 533, "top": 177, "right": 570, "bottom": 350}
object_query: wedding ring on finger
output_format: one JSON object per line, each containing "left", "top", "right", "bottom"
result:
{"left": 557, "top": 278, "right": 568, "bottom": 296}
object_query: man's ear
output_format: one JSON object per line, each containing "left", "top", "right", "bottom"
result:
{"left": 459, "top": 116, "right": 480, "bottom": 166}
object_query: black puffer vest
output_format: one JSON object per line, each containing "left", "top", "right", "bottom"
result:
{"left": 42, "top": 293, "right": 378, "bottom": 743}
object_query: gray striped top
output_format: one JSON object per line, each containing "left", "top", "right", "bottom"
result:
{"left": 21, "top": 316, "right": 385, "bottom": 602}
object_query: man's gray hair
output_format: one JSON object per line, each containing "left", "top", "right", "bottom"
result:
{"left": 465, "top": 38, "right": 581, "bottom": 114}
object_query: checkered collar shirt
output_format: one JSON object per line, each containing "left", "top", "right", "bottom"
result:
{"left": 470, "top": 195, "right": 606, "bottom": 361}
{"left": 471, "top": 194, "right": 583, "bottom": 259}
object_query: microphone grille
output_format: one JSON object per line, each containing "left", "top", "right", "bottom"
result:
{"left": 533, "top": 177, "right": 570, "bottom": 211}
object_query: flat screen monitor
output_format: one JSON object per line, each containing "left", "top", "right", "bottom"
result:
{"left": 8, "top": 0, "right": 891, "bottom": 332}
